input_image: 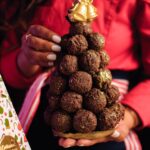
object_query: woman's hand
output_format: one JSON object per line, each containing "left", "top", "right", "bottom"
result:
{"left": 17, "top": 25, "right": 61, "bottom": 77}
{"left": 58, "top": 107, "right": 140, "bottom": 148}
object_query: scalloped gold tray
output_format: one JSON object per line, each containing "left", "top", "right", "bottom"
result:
{"left": 53, "top": 129, "right": 114, "bottom": 140}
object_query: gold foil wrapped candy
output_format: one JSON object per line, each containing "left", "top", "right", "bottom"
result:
{"left": 68, "top": 0, "right": 98, "bottom": 22}
{"left": 0, "top": 135, "right": 20, "bottom": 150}
{"left": 94, "top": 69, "right": 112, "bottom": 89}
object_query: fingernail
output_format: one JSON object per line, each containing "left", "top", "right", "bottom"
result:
{"left": 51, "top": 45, "right": 61, "bottom": 52}
{"left": 48, "top": 62, "right": 54, "bottom": 66}
{"left": 111, "top": 130, "right": 120, "bottom": 138}
{"left": 47, "top": 54, "right": 56, "bottom": 61}
{"left": 52, "top": 35, "right": 61, "bottom": 43}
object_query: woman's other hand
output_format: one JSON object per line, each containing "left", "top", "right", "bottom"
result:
{"left": 17, "top": 25, "right": 61, "bottom": 77}
{"left": 58, "top": 107, "right": 140, "bottom": 148}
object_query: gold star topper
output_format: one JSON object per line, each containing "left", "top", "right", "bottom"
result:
{"left": 68, "top": 0, "right": 98, "bottom": 22}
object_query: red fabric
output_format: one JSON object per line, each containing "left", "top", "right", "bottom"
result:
{"left": 0, "top": 0, "right": 150, "bottom": 127}
{"left": 0, "top": 48, "right": 37, "bottom": 89}
{"left": 122, "top": 80, "right": 150, "bottom": 128}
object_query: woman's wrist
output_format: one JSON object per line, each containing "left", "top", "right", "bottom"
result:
{"left": 125, "top": 106, "right": 141, "bottom": 129}
{"left": 17, "top": 51, "right": 42, "bottom": 77}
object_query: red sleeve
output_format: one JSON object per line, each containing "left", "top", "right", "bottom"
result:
{"left": 0, "top": 49, "right": 38, "bottom": 89}
{"left": 122, "top": 0, "right": 150, "bottom": 127}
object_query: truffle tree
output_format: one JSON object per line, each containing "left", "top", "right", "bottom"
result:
{"left": 44, "top": 0, "right": 125, "bottom": 138}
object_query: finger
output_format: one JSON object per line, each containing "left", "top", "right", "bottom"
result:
{"left": 22, "top": 45, "right": 56, "bottom": 67}
{"left": 58, "top": 138, "right": 65, "bottom": 146}
{"left": 58, "top": 138, "right": 76, "bottom": 148}
{"left": 76, "top": 138, "right": 109, "bottom": 147}
{"left": 23, "top": 34, "right": 61, "bottom": 52}
{"left": 28, "top": 25, "right": 61, "bottom": 43}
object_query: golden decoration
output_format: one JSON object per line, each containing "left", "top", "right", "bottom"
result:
{"left": 69, "top": 0, "right": 98, "bottom": 22}
{"left": 0, "top": 135, "right": 20, "bottom": 150}
{"left": 93, "top": 69, "right": 112, "bottom": 89}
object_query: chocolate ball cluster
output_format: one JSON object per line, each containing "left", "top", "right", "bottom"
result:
{"left": 44, "top": 22, "right": 125, "bottom": 134}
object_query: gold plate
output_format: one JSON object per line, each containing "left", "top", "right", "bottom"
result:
{"left": 54, "top": 129, "right": 114, "bottom": 140}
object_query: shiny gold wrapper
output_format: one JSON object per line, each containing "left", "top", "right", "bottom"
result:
{"left": 68, "top": 0, "right": 98, "bottom": 22}
{"left": 0, "top": 135, "right": 20, "bottom": 150}
{"left": 100, "top": 51, "right": 110, "bottom": 68}
{"left": 94, "top": 69, "right": 112, "bottom": 89}
{"left": 53, "top": 129, "right": 114, "bottom": 140}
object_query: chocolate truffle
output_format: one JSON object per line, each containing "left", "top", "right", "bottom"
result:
{"left": 48, "top": 96, "right": 60, "bottom": 112}
{"left": 67, "top": 35, "right": 88, "bottom": 55}
{"left": 44, "top": 106, "right": 52, "bottom": 126}
{"left": 98, "top": 103, "right": 125, "bottom": 130}
{"left": 84, "top": 88, "right": 107, "bottom": 114}
{"left": 73, "top": 109, "right": 97, "bottom": 133}
{"left": 59, "top": 55, "right": 78, "bottom": 75}
{"left": 87, "top": 33, "right": 105, "bottom": 50}
{"left": 50, "top": 111, "right": 72, "bottom": 132}
{"left": 70, "top": 22, "right": 92, "bottom": 36}
{"left": 60, "top": 91, "right": 83, "bottom": 113}
{"left": 69, "top": 71, "right": 92, "bottom": 94}
{"left": 79, "top": 50, "right": 100, "bottom": 73}
{"left": 93, "top": 69, "right": 112, "bottom": 90}
{"left": 105, "top": 85, "right": 120, "bottom": 106}
{"left": 48, "top": 76, "right": 67, "bottom": 95}
{"left": 99, "top": 50, "right": 110, "bottom": 68}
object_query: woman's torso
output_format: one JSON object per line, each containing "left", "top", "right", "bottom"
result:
{"left": 33, "top": 0, "right": 140, "bottom": 71}
{"left": 1, "top": 0, "right": 140, "bottom": 71}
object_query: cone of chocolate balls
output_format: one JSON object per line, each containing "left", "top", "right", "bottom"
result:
{"left": 44, "top": 0, "right": 125, "bottom": 139}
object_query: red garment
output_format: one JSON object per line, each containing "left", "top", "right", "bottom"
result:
{"left": 0, "top": 0, "right": 150, "bottom": 128}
